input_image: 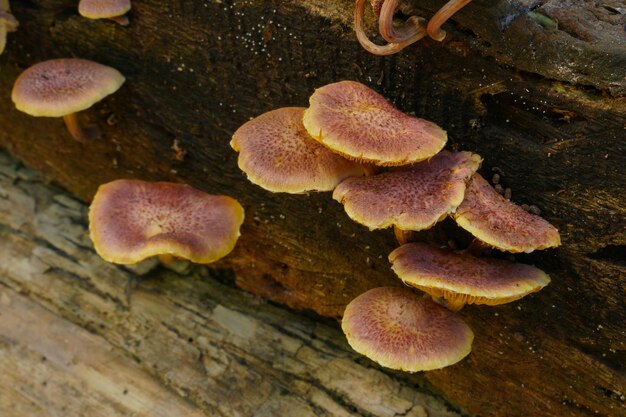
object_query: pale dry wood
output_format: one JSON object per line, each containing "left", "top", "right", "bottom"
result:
{"left": 0, "top": 150, "right": 463, "bottom": 417}
{"left": 0, "top": 288, "right": 207, "bottom": 417}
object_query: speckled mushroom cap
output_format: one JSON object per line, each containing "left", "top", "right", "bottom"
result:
{"left": 303, "top": 81, "right": 447, "bottom": 166}
{"left": 342, "top": 287, "right": 473, "bottom": 372}
{"left": 12, "top": 59, "right": 125, "bottom": 117}
{"left": 454, "top": 174, "right": 561, "bottom": 253}
{"left": 231, "top": 107, "right": 366, "bottom": 193}
{"left": 89, "top": 180, "right": 244, "bottom": 265}
{"left": 333, "top": 151, "right": 481, "bottom": 231}
{"left": 79, "top": 0, "right": 131, "bottom": 19}
{"left": 390, "top": 243, "right": 551, "bottom": 310}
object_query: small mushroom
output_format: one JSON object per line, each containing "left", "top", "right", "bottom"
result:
{"left": 342, "top": 287, "right": 473, "bottom": 372}
{"left": 303, "top": 81, "right": 447, "bottom": 166}
{"left": 355, "top": 0, "right": 426, "bottom": 56}
{"left": 427, "top": 0, "right": 473, "bottom": 41}
{"left": 453, "top": 174, "right": 561, "bottom": 253}
{"left": 390, "top": 243, "right": 551, "bottom": 311}
{"left": 333, "top": 151, "right": 481, "bottom": 236}
{"left": 231, "top": 107, "right": 366, "bottom": 193}
{"left": 12, "top": 59, "right": 125, "bottom": 143}
{"left": 78, "top": 0, "right": 131, "bottom": 26}
{"left": 89, "top": 180, "right": 244, "bottom": 265}
{"left": 0, "top": 0, "right": 18, "bottom": 55}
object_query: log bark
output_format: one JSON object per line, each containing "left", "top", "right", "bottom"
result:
{"left": 0, "top": 151, "right": 462, "bottom": 417}
{"left": 0, "top": 1, "right": 624, "bottom": 416}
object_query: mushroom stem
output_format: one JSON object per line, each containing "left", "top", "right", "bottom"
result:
{"left": 362, "top": 163, "right": 380, "bottom": 176}
{"left": 427, "top": 0, "right": 472, "bottom": 41}
{"left": 379, "top": 0, "right": 424, "bottom": 44}
{"left": 159, "top": 254, "right": 175, "bottom": 264}
{"left": 433, "top": 295, "right": 466, "bottom": 311}
{"left": 394, "top": 226, "right": 415, "bottom": 245}
{"left": 63, "top": 113, "right": 99, "bottom": 143}
{"left": 465, "top": 238, "right": 490, "bottom": 256}
{"left": 355, "top": 0, "right": 426, "bottom": 56}
{"left": 108, "top": 15, "right": 130, "bottom": 26}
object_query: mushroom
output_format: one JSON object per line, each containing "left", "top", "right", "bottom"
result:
{"left": 89, "top": 179, "right": 244, "bottom": 265}
{"left": 453, "top": 174, "right": 561, "bottom": 253}
{"left": 303, "top": 81, "right": 447, "bottom": 166}
{"left": 11, "top": 59, "right": 125, "bottom": 143}
{"left": 426, "top": 0, "right": 473, "bottom": 41}
{"left": 355, "top": 0, "right": 426, "bottom": 56}
{"left": 231, "top": 107, "right": 366, "bottom": 193}
{"left": 333, "top": 151, "right": 481, "bottom": 243}
{"left": 0, "top": 0, "right": 18, "bottom": 55}
{"left": 390, "top": 242, "right": 551, "bottom": 311}
{"left": 78, "top": 0, "right": 131, "bottom": 26}
{"left": 342, "top": 287, "right": 473, "bottom": 372}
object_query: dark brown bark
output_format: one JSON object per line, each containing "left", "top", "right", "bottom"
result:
{"left": 0, "top": 1, "right": 624, "bottom": 416}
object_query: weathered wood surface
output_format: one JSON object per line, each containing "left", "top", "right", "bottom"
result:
{"left": 0, "top": 1, "right": 624, "bottom": 416}
{"left": 0, "top": 151, "right": 463, "bottom": 417}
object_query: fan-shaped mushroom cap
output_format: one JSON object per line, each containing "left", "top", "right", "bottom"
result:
{"left": 303, "top": 81, "right": 447, "bottom": 166}
{"left": 333, "top": 151, "right": 481, "bottom": 231}
{"left": 12, "top": 59, "right": 125, "bottom": 117}
{"left": 89, "top": 180, "right": 244, "bottom": 265}
{"left": 231, "top": 107, "right": 366, "bottom": 193}
{"left": 390, "top": 243, "right": 551, "bottom": 310}
{"left": 454, "top": 174, "right": 561, "bottom": 253}
{"left": 342, "top": 287, "right": 473, "bottom": 372}
{"left": 79, "top": 0, "right": 131, "bottom": 19}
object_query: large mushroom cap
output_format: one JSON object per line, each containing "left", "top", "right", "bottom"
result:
{"left": 454, "top": 174, "right": 561, "bottom": 253}
{"left": 342, "top": 287, "right": 473, "bottom": 372}
{"left": 79, "top": 0, "right": 131, "bottom": 19}
{"left": 333, "top": 151, "right": 481, "bottom": 231}
{"left": 12, "top": 59, "right": 125, "bottom": 117}
{"left": 89, "top": 180, "right": 244, "bottom": 265}
{"left": 303, "top": 81, "right": 447, "bottom": 166}
{"left": 231, "top": 107, "right": 366, "bottom": 193}
{"left": 390, "top": 243, "right": 551, "bottom": 310}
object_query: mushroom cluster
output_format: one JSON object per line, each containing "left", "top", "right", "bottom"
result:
{"left": 8, "top": 0, "right": 133, "bottom": 142}
{"left": 4, "top": 3, "right": 244, "bottom": 274}
{"left": 355, "top": 0, "right": 473, "bottom": 55}
{"left": 231, "top": 80, "right": 447, "bottom": 193}
{"left": 231, "top": 80, "right": 561, "bottom": 373}
{"left": 0, "top": 0, "right": 18, "bottom": 56}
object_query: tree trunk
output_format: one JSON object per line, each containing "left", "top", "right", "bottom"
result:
{"left": 0, "top": 1, "right": 624, "bottom": 416}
